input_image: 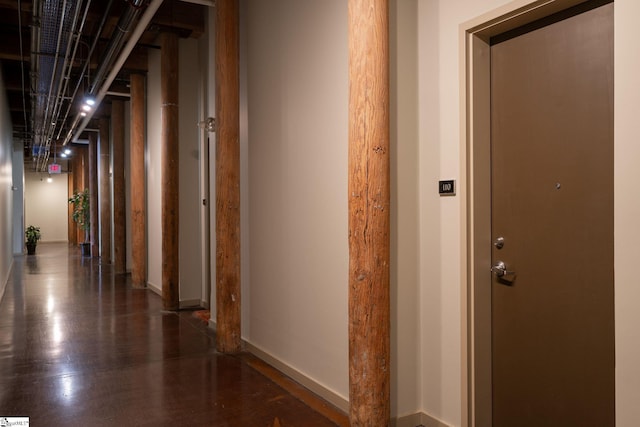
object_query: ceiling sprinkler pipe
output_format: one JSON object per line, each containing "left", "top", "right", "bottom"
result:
{"left": 88, "top": 0, "right": 145, "bottom": 95}
{"left": 67, "top": 0, "right": 165, "bottom": 145}
{"left": 55, "top": 0, "right": 113, "bottom": 142}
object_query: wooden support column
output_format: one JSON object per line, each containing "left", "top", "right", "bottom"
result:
{"left": 161, "top": 32, "right": 180, "bottom": 311}
{"left": 88, "top": 132, "right": 99, "bottom": 256}
{"left": 112, "top": 100, "right": 126, "bottom": 274}
{"left": 348, "top": 0, "right": 390, "bottom": 424}
{"left": 215, "top": 0, "right": 241, "bottom": 353}
{"left": 99, "top": 118, "right": 112, "bottom": 263}
{"left": 130, "top": 73, "right": 147, "bottom": 288}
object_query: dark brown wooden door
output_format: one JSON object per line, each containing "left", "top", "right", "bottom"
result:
{"left": 490, "top": 3, "right": 614, "bottom": 426}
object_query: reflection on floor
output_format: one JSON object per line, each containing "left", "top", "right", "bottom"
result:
{"left": 0, "top": 243, "right": 348, "bottom": 426}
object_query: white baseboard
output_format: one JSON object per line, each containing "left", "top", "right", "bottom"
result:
{"left": 179, "top": 299, "right": 202, "bottom": 309}
{"left": 208, "top": 334, "right": 448, "bottom": 427}
{"left": 242, "top": 340, "right": 451, "bottom": 426}
{"left": 0, "top": 260, "right": 13, "bottom": 305}
{"left": 243, "top": 341, "right": 350, "bottom": 413}
{"left": 147, "top": 282, "right": 161, "bottom": 296}
{"left": 393, "top": 411, "right": 450, "bottom": 427}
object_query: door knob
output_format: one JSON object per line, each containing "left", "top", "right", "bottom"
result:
{"left": 491, "top": 261, "right": 516, "bottom": 283}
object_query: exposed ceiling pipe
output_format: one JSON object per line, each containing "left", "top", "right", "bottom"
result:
{"left": 49, "top": 0, "right": 93, "bottom": 136}
{"left": 54, "top": 0, "right": 114, "bottom": 142}
{"left": 179, "top": 0, "right": 214, "bottom": 6}
{"left": 29, "top": 0, "right": 42, "bottom": 163}
{"left": 42, "top": 0, "right": 70, "bottom": 130}
{"left": 88, "top": 0, "right": 146, "bottom": 95}
{"left": 39, "top": 0, "right": 93, "bottom": 170}
{"left": 66, "top": 0, "right": 165, "bottom": 145}
{"left": 17, "top": 0, "right": 29, "bottom": 143}
{"left": 37, "top": 0, "right": 84, "bottom": 171}
{"left": 32, "top": 0, "right": 83, "bottom": 171}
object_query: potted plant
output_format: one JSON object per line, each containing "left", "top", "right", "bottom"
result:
{"left": 25, "top": 225, "right": 41, "bottom": 255}
{"left": 68, "top": 188, "right": 91, "bottom": 256}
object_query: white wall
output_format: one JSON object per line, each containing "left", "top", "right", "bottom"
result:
{"left": 613, "top": 1, "right": 640, "bottom": 425}
{"left": 0, "top": 69, "right": 12, "bottom": 300}
{"left": 416, "top": 0, "right": 448, "bottom": 422}
{"left": 243, "top": 0, "right": 427, "bottom": 418}
{"left": 24, "top": 172, "right": 69, "bottom": 242}
{"left": 178, "top": 37, "right": 204, "bottom": 305}
{"left": 200, "top": 5, "right": 215, "bottom": 312}
{"left": 390, "top": 0, "right": 421, "bottom": 419}
{"left": 147, "top": 46, "right": 162, "bottom": 292}
{"left": 417, "top": 2, "right": 515, "bottom": 424}
{"left": 246, "top": 0, "right": 349, "bottom": 401}
{"left": 124, "top": 101, "right": 133, "bottom": 271}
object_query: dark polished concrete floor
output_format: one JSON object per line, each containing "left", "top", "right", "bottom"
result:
{"left": 0, "top": 243, "right": 348, "bottom": 426}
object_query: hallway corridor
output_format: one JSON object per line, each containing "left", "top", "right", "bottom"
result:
{"left": 0, "top": 243, "right": 348, "bottom": 426}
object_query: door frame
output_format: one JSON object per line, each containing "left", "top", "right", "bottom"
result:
{"left": 459, "top": 1, "right": 596, "bottom": 426}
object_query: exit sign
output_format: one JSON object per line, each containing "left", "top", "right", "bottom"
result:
{"left": 48, "top": 163, "right": 62, "bottom": 174}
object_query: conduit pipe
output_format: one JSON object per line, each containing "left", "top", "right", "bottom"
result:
{"left": 37, "top": 0, "right": 85, "bottom": 171}
{"left": 39, "top": 0, "right": 93, "bottom": 170}
{"left": 54, "top": 0, "right": 113, "bottom": 142}
{"left": 179, "top": 0, "right": 214, "bottom": 6}
{"left": 29, "top": 0, "right": 41, "bottom": 160}
{"left": 66, "top": 0, "right": 165, "bottom": 145}
{"left": 88, "top": 0, "right": 145, "bottom": 95}
{"left": 42, "top": 0, "right": 71, "bottom": 131}
{"left": 48, "top": 0, "right": 92, "bottom": 138}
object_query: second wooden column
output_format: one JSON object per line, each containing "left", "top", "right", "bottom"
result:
{"left": 161, "top": 32, "right": 180, "bottom": 311}
{"left": 348, "top": 0, "right": 391, "bottom": 424}
{"left": 215, "top": 0, "right": 242, "bottom": 353}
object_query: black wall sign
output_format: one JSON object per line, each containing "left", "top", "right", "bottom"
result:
{"left": 439, "top": 180, "right": 456, "bottom": 196}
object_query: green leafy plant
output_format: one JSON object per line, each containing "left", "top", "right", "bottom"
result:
{"left": 25, "top": 225, "right": 41, "bottom": 244}
{"left": 69, "top": 189, "right": 90, "bottom": 241}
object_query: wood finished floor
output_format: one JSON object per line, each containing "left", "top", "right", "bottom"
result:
{"left": 0, "top": 243, "right": 349, "bottom": 426}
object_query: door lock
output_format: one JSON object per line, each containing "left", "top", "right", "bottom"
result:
{"left": 491, "top": 260, "right": 517, "bottom": 283}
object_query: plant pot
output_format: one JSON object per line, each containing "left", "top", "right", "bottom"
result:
{"left": 26, "top": 242, "right": 36, "bottom": 255}
{"left": 80, "top": 242, "right": 91, "bottom": 257}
